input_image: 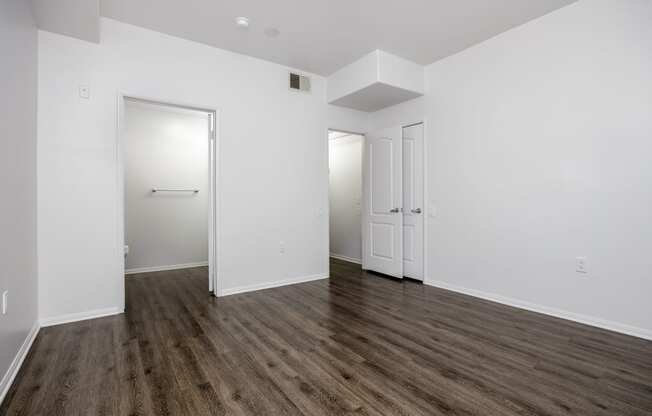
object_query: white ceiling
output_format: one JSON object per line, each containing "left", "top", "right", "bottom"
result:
{"left": 100, "top": 0, "right": 576, "bottom": 76}
{"left": 31, "top": 0, "right": 100, "bottom": 43}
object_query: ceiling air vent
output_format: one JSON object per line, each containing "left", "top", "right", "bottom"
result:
{"left": 289, "top": 72, "right": 311, "bottom": 93}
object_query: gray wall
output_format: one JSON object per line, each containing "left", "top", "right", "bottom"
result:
{"left": 125, "top": 101, "right": 209, "bottom": 271}
{"left": 0, "top": 0, "right": 38, "bottom": 398}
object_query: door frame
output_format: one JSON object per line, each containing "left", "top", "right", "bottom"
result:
{"left": 116, "top": 93, "right": 221, "bottom": 310}
{"left": 326, "top": 128, "right": 366, "bottom": 274}
{"left": 403, "top": 120, "right": 428, "bottom": 282}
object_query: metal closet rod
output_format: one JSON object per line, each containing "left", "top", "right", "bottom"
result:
{"left": 151, "top": 188, "right": 199, "bottom": 193}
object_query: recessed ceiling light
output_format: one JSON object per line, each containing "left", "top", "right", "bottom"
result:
{"left": 235, "top": 17, "right": 250, "bottom": 29}
{"left": 264, "top": 27, "right": 280, "bottom": 38}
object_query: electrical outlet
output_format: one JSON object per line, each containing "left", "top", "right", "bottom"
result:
{"left": 576, "top": 257, "right": 588, "bottom": 274}
{"left": 79, "top": 84, "right": 90, "bottom": 99}
{"left": 279, "top": 241, "right": 285, "bottom": 254}
{"left": 2, "top": 291, "right": 7, "bottom": 315}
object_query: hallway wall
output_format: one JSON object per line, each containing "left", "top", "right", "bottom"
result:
{"left": 329, "top": 134, "right": 363, "bottom": 262}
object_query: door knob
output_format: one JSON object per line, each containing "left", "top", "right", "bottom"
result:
{"left": 389, "top": 208, "right": 400, "bottom": 213}
{"left": 411, "top": 208, "right": 422, "bottom": 214}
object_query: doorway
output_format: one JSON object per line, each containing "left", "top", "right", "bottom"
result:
{"left": 118, "top": 96, "right": 218, "bottom": 303}
{"left": 362, "top": 122, "right": 425, "bottom": 280}
{"left": 328, "top": 130, "right": 364, "bottom": 264}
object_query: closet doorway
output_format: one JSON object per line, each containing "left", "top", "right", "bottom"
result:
{"left": 118, "top": 96, "right": 218, "bottom": 302}
{"left": 362, "top": 122, "right": 424, "bottom": 280}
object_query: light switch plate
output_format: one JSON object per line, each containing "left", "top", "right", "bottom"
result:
{"left": 428, "top": 203, "right": 437, "bottom": 218}
{"left": 2, "top": 290, "right": 7, "bottom": 315}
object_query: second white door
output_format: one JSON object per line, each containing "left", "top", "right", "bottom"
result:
{"left": 402, "top": 123, "right": 424, "bottom": 280}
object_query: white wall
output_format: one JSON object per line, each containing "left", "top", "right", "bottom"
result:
{"left": 424, "top": 0, "right": 652, "bottom": 337}
{"left": 124, "top": 102, "right": 208, "bottom": 271}
{"left": 37, "top": 18, "right": 367, "bottom": 321}
{"left": 329, "top": 134, "right": 363, "bottom": 262}
{"left": 327, "top": 105, "right": 369, "bottom": 134}
{"left": 0, "top": 0, "right": 38, "bottom": 400}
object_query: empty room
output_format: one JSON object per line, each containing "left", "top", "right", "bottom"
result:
{"left": 1, "top": 0, "right": 651, "bottom": 415}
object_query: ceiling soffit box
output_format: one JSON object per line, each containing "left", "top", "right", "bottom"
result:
{"left": 327, "top": 50, "right": 424, "bottom": 112}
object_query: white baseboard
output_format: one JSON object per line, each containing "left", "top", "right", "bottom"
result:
{"left": 329, "top": 253, "right": 362, "bottom": 265}
{"left": 218, "top": 273, "right": 329, "bottom": 297}
{"left": 40, "top": 306, "right": 124, "bottom": 328}
{"left": 425, "top": 279, "right": 652, "bottom": 341}
{"left": 125, "top": 261, "right": 208, "bottom": 275}
{"left": 0, "top": 322, "right": 40, "bottom": 405}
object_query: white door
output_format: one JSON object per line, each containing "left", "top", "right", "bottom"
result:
{"left": 362, "top": 126, "right": 403, "bottom": 278}
{"left": 402, "top": 123, "right": 424, "bottom": 280}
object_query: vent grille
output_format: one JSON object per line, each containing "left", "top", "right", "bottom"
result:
{"left": 289, "top": 72, "right": 311, "bottom": 92}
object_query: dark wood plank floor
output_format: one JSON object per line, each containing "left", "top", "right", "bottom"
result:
{"left": 2, "top": 258, "right": 652, "bottom": 415}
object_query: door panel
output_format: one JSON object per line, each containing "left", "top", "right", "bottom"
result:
{"left": 403, "top": 225, "right": 415, "bottom": 261}
{"left": 402, "top": 124, "right": 424, "bottom": 280}
{"left": 371, "top": 140, "right": 393, "bottom": 214}
{"left": 362, "top": 126, "right": 403, "bottom": 278}
{"left": 370, "top": 223, "right": 394, "bottom": 259}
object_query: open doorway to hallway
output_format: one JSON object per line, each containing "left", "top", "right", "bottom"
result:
{"left": 328, "top": 130, "right": 364, "bottom": 265}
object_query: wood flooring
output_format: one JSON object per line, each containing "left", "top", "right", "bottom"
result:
{"left": 1, "top": 258, "right": 651, "bottom": 415}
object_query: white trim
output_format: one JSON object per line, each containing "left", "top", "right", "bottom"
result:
{"left": 329, "top": 253, "right": 362, "bottom": 264}
{"left": 425, "top": 279, "right": 652, "bottom": 341}
{"left": 116, "top": 93, "right": 126, "bottom": 312}
{"left": 420, "top": 120, "right": 429, "bottom": 284}
{"left": 125, "top": 261, "right": 209, "bottom": 275}
{"left": 0, "top": 322, "right": 40, "bottom": 405}
{"left": 218, "top": 273, "right": 329, "bottom": 297}
{"left": 40, "top": 306, "right": 123, "bottom": 328}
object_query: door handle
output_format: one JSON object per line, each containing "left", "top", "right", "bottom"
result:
{"left": 411, "top": 208, "right": 422, "bottom": 214}
{"left": 389, "top": 208, "right": 400, "bottom": 213}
